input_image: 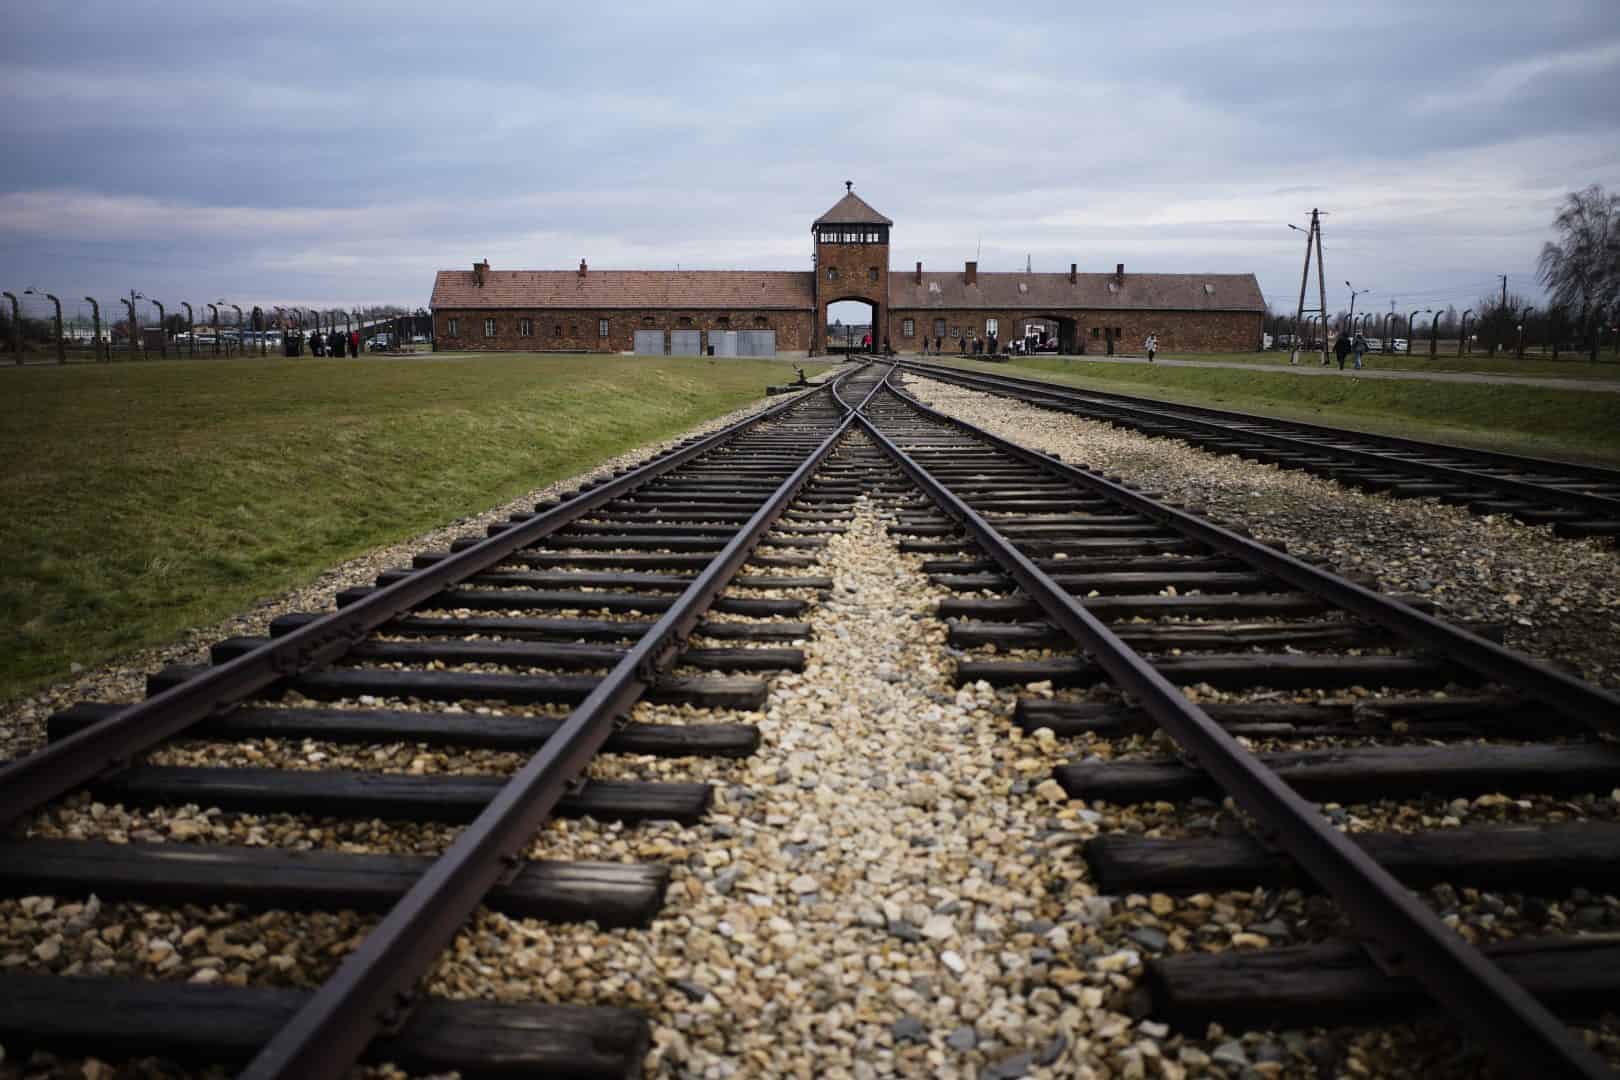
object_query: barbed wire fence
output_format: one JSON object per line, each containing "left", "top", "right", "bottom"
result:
{"left": 0, "top": 289, "right": 430, "bottom": 365}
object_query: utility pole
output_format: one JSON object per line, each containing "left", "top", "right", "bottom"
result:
{"left": 1499, "top": 274, "right": 1508, "bottom": 311}
{"left": 1288, "top": 215, "right": 1315, "bottom": 365}
{"left": 1313, "top": 210, "right": 1330, "bottom": 366}
{"left": 128, "top": 289, "right": 145, "bottom": 360}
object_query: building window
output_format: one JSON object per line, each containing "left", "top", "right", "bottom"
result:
{"left": 826, "top": 267, "right": 839, "bottom": 282}
{"left": 902, "top": 318, "right": 915, "bottom": 338}
{"left": 554, "top": 324, "right": 563, "bottom": 337}
{"left": 933, "top": 318, "right": 945, "bottom": 338}
{"left": 599, "top": 318, "right": 610, "bottom": 337}
{"left": 950, "top": 326, "right": 960, "bottom": 339}
{"left": 678, "top": 316, "right": 693, "bottom": 328}
{"left": 753, "top": 316, "right": 768, "bottom": 328}
{"left": 1114, "top": 327, "right": 1123, "bottom": 338}
{"left": 867, "top": 267, "right": 879, "bottom": 282}
{"left": 817, "top": 227, "right": 887, "bottom": 245}
{"left": 717, "top": 316, "right": 730, "bottom": 328}
{"left": 985, "top": 318, "right": 998, "bottom": 337}
{"left": 447, "top": 318, "right": 459, "bottom": 337}
{"left": 483, "top": 318, "right": 496, "bottom": 338}
{"left": 1091, "top": 327, "right": 1100, "bottom": 338}
{"left": 518, "top": 318, "right": 532, "bottom": 336}
{"left": 641, "top": 316, "right": 655, "bottom": 328}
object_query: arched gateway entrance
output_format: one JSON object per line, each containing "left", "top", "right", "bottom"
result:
{"left": 826, "top": 298, "right": 878, "bottom": 354}
{"left": 811, "top": 182, "right": 891, "bottom": 356}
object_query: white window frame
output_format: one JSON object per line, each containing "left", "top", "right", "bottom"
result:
{"left": 518, "top": 318, "right": 532, "bottom": 337}
{"left": 985, "top": 318, "right": 999, "bottom": 338}
{"left": 483, "top": 318, "right": 496, "bottom": 338}
{"left": 598, "top": 318, "right": 609, "bottom": 338}
{"left": 447, "top": 317, "right": 459, "bottom": 337}
{"left": 902, "top": 318, "right": 914, "bottom": 338}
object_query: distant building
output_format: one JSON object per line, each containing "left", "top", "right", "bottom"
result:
{"left": 429, "top": 188, "right": 1265, "bottom": 356}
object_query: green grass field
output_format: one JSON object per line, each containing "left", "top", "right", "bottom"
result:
{"left": 920, "top": 356, "right": 1620, "bottom": 467}
{"left": 0, "top": 353, "right": 826, "bottom": 701}
{"left": 1151, "top": 348, "right": 1620, "bottom": 378}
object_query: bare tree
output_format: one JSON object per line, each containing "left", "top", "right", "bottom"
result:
{"left": 1538, "top": 184, "right": 1619, "bottom": 361}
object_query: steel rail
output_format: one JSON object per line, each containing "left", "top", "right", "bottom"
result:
{"left": 241, "top": 393, "right": 862, "bottom": 1079}
{"left": 901, "top": 356, "right": 1620, "bottom": 484}
{"left": 853, "top": 372, "right": 1614, "bottom": 1079}
{"left": 882, "top": 375, "right": 1620, "bottom": 734}
{"left": 898, "top": 359, "right": 1620, "bottom": 517}
{"left": 0, "top": 381, "right": 839, "bottom": 830}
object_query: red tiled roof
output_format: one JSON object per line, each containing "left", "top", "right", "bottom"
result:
{"left": 431, "top": 269, "right": 815, "bottom": 311}
{"left": 813, "top": 192, "right": 893, "bottom": 226}
{"left": 888, "top": 271, "right": 1265, "bottom": 312}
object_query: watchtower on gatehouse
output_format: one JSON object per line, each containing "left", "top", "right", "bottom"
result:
{"left": 812, "top": 182, "right": 891, "bottom": 354}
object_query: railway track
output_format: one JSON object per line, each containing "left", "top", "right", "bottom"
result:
{"left": 847, "top": 364, "right": 1620, "bottom": 1076}
{"left": 897, "top": 357, "right": 1620, "bottom": 543}
{"left": 2, "top": 359, "right": 1617, "bottom": 1076}
{"left": 0, "top": 369, "right": 877, "bottom": 1078}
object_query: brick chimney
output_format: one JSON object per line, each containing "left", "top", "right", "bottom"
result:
{"left": 472, "top": 259, "right": 489, "bottom": 286}
{"left": 1069, "top": 263, "right": 1077, "bottom": 284}
{"left": 578, "top": 259, "right": 588, "bottom": 277}
{"left": 915, "top": 261, "right": 922, "bottom": 284}
{"left": 964, "top": 261, "right": 977, "bottom": 285}
{"left": 1115, "top": 262, "right": 1125, "bottom": 283}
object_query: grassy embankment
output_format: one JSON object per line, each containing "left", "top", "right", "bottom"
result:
{"left": 0, "top": 352, "right": 827, "bottom": 700}
{"left": 922, "top": 355, "right": 1620, "bottom": 467}
{"left": 1130, "top": 348, "right": 1620, "bottom": 378}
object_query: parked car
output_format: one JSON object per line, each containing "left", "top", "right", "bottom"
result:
{"left": 369, "top": 333, "right": 392, "bottom": 351}
{"left": 1363, "top": 337, "right": 1383, "bottom": 351}
{"left": 1393, "top": 337, "right": 1410, "bottom": 353}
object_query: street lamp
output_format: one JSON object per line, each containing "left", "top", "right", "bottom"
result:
{"left": 83, "top": 296, "right": 105, "bottom": 363}
{"left": 146, "top": 298, "right": 167, "bottom": 359}
{"left": 2, "top": 291, "right": 21, "bottom": 363}
{"left": 23, "top": 289, "right": 65, "bottom": 365}
{"left": 1428, "top": 308, "right": 1441, "bottom": 358}
{"left": 1458, "top": 310, "right": 1473, "bottom": 357}
{"left": 207, "top": 303, "right": 221, "bottom": 356}
{"left": 1382, "top": 312, "right": 1395, "bottom": 354}
{"left": 1517, "top": 307, "right": 1534, "bottom": 359}
{"left": 1345, "top": 281, "right": 1369, "bottom": 341}
{"left": 181, "top": 302, "right": 195, "bottom": 358}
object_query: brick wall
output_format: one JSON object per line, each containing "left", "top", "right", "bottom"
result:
{"left": 815, "top": 239, "right": 887, "bottom": 353}
{"left": 435, "top": 308, "right": 815, "bottom": 353}
{"left": 889, "top": 308, "right": 1262, "bottom": 354}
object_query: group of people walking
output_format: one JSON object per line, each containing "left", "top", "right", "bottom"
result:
{"left": 1331, "top": 331, "right": 1370, "bottom": 370}
{"left": 917, "top": 333, "right": 1000, "bottom": 356}
{"left": 285, "top": 329, "right": 362, "bottom": 358}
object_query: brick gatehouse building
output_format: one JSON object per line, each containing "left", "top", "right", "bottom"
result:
{"left": 429, "top": 186, "right": 1265, "bottom": 356}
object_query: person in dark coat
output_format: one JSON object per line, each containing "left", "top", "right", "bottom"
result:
{"left": 1334, "top": 331, "right": 1352, "bottom": 370}
{"left": 330, "top": 329, "right": 345, "bottom": 357}
{"left": 310, "top": 330, "right": 324, "bottom": 357}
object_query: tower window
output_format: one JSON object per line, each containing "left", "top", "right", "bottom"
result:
{"left": 826, "top": 267, "right": 839, "bottom": 281}
{"left": 902, "top": 318, "right": 914, "bottom": 337}
{"left": 868, "top": 268, "right": 879, "bottom": 282}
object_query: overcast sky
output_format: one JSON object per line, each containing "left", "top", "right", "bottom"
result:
{"left": 3, "top": 0, "right": 1617, "bottom": 326}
